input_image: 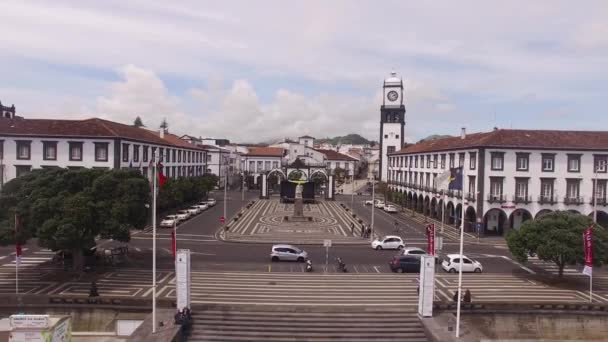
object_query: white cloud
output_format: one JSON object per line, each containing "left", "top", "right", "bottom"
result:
{"left": 0, "top": 1, "right": 607, "bottom": 141}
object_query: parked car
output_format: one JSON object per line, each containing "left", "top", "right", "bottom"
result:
{"left": 206, "top": 198, "right": 217, "bottom": 207}
{"left": 383, "top": 204, "right": 398, "bottom": 213}
{"left": 441, "top": 254, "right": 483, "bottom": 273}
{"left": 197, "top": 202, "right": 209, "bottom": 211}
{"left": 176, "top": 210, "right": 190, "bottom": 221}
{"left": 371, "top": 235, "right": 405, "bottom": 250}
{"left": 374, "top": 201, "right": 385, "bottom": 209}
{"left": 270, "top": 244, "right": 308, "bottom": 262}
{"left": 160, "top": 215, "right": 179, "bottom": 228}
{"left": 186, "top": 206, "right": 201, "bottom": 215}
{"left": 389, "top": 255, "right": 421, "bottom": 273}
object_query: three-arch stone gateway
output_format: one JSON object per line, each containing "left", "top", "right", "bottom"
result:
{"left": 260, "top": 166, "right": 335, "bottom": 200}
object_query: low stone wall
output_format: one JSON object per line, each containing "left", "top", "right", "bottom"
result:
{"left": 422, "top": 302, "right": 608, "bottom": 341}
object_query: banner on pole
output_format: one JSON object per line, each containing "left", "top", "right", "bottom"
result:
{"left": 426, "top": 224, "right": 435, "bottom": 256}
{"left": 583, "top": 227, "right": 593, "bottom": 276}
{"left": 176, "top": 249, "right": 191, "bottom": 311}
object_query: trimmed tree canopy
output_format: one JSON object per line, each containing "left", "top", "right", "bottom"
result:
{"left": 0, "top": 168, "right": 150, "bottom": 269}
{"left": 507, "top": 211, "right": 608, "bottom": 277}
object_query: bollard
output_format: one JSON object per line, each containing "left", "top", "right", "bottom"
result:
{"left": 268, "top": 264, "right": 271, "bottom": 272}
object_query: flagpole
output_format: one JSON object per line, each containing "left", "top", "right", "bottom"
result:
{"left": 455, "top": 161, "right": 467, "bottom": 338}
{"left": 14, "top": 213, "right": 18, "bottom": 296}
{"left": 152, "top": 152, "right": 157, "bottom": 334}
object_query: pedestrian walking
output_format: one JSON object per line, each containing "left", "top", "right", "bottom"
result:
{"left": 88, "top": 281, "right": 99, "bottom": 303}
{"left": 366, "top": 226, "right": 372, "bottom": 239}
{"left": 394, "top": 220, "right": 399, "bottom": 233}
{"left": 452, "top": 291, "right": 460, "bottom": 303}
{"left": 463, "top": 289, "right": 472, "bottom": 303}
{"left": 361, "top": 224, "right": 365, "bottom": 237}
{"left": 351, "top": 222, "right": 355, "bottom": 236}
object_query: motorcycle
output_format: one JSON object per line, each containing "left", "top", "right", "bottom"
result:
{"left": 306, "top": 260, "right": 313, "bottom": 272}
{"left": 336, "top": 257, "right": 348, "bottom": 273}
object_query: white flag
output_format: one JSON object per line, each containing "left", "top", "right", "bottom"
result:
{"left": 435, "top": 169, "right": 451, "bottom": 190}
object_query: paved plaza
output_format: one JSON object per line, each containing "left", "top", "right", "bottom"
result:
{"left": 224, "top": 199, "right": 375, "bottom": 244}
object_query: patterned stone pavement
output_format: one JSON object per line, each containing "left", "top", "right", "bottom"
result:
{"left": 223, "top": 199, "right": 376, "bottom": 244}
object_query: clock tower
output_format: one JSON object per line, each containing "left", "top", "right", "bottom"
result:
{"left": 379, "top": 71, "right": 405, "bottom": 182}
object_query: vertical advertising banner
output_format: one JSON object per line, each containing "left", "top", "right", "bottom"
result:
{"left": 176, "top": 249, "right": 191, "bottom": 311}
{"left": 426, "top": 224, "right": 435, "bottom": 256}
{"left": 583, "top": 227, "right": 593, "bottom": 276}
{"left": 418, "top": 255, "right": 435, "bottom": 317}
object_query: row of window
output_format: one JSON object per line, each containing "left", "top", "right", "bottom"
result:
{"left": 248, "top": 160, "right": 280, "bottom": 173}
{"left": 391, "top": 174, "right": 608, "bottom": 203}
{"left": 7, "top": 140, "right": 110, "bottom": 162}
{"left": 389, "top": 152, "right": 608, "bottom": 173}
{"left": 488, "top": 177, "right": 607, "bottom": 202}
{"left": 7, "top": 164, "right": 206, "bottom": 181}
{"left": 389, "top": 152, "right": 476, "bottom": 170}
{"left": 122, "top": 143, "right": 206, "bottom": 164}
{"left": 490, "top": 152, "right": 607, "bottom": 173}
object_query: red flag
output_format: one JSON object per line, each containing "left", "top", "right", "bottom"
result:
{"left": 426, "top": 224, "right": 435, "bottom": 255}
{"left": 157, "top": 162, "right": 167, "bottom": 189}
{"left": 171, "top": 230, "right": 176, "bottom": 258}
{"left": 583, "top": 226, "right": 593, "bottom": 276}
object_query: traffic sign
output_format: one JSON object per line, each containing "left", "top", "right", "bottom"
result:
{"left": 220, "top": 216, "right": 225, "bottom": 224}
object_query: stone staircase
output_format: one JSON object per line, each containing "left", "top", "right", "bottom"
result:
{"left": 187, "top": 305, "right": 428, "bottom": 341}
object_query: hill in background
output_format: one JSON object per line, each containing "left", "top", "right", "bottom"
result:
{"left": 316, "top": 134, "right": 377, "bottom": 146}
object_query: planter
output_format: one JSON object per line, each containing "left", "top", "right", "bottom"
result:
{"left": 352, "top": 214, "right": 356, "bottom": 218}
{"left": 233, "top": 217, "right": 238, "bottom": 222}
{"left": 358, "top": 219, "right": 363, "bottom": 224}
{"left": 284, "top": 216, "right": 289, "bottom": 221}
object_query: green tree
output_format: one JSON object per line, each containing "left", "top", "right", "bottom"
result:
{"left": 288, "top": 170, "right": 305, "bottom": 181}
{"left": 375, "top": 181, "right": 388, "bottom": 202}
{"left": 133, "top": 116, "right": 145, "bottom": 127}
{"left": 507, "top": 211, "right": 608, "bottom": 277}
{"left": 0, "top": 168, "right": 149, "bottom": 271}
{"left": 333, "top": 167, "right": 347, "bottom": 185}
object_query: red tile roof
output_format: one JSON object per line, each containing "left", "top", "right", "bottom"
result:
{"left": 245, "top": 147, "right": 284, "bottom": 157}
{"left": 0, "top": 116, "right": 197, "bottom": 148}
{"left": 315, "top": 149, "right": 358, "bottom": 161}
{"left": 392, "top": 129, "right": 608, "bottom": 155}
{"left": 151, "top": 131, "right": 204, "bottom": 150}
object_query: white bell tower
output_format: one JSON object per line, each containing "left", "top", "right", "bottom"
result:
{"left": 379, "top": 71, "right": 405, "bottom": 182}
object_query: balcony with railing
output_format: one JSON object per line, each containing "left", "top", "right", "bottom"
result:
{"left": 487, "top": 194, "right": 506, "bottom": 203}
{"left": 513, "top": 195, "right": 532, "bottom": 204}
{"left": 538, "top": 195, "right": 558, "bottom": 205}
{"left": 591, "top": 197, "right": 607, "bottom": 206}
{"left": 564, "top": 196, "right": 585, "bottom": 205}
{"left": 465, "top": 193, "right": 476, "bottom": 202}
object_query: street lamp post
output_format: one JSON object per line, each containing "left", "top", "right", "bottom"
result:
{"left": 351, "top": 174, "right": 355, "bottom": 209}
{"left": 370, "top": 176, "right": 375, "bottom": 242}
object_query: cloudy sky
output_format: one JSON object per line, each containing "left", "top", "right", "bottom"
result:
{"left": 1, "top": 1, "right": 607, "bottom": 143}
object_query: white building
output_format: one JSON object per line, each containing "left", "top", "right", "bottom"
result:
{"left": 0, "top": 112, "right": 206, "bottom": 188}
{"left": 387, "top": 128, "right": 608, "bottom": 235}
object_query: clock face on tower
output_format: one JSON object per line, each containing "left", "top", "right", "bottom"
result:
{"left": 387, "top": 90, "right": 398, "bottom": 102}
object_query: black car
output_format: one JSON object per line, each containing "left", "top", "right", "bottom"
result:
{"left": 389, "top": 255, "right": 421, "bottom": 273}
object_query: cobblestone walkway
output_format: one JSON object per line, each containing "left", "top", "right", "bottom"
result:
{"left": 223, "top": 199, "right": 376, "bottom": 244}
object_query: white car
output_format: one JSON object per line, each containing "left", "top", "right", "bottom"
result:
{"left": 374, "top": 201, "right": 385, "bottom": 209}
{"left": 364, "top": 199, "right": 382, "bottom": 206}
{"left": 176, "top": 210, "right": 190, "bottom": 221}
{"left": 186, "top": 206, "right": 201, "bottom": 215}
{"left": 383, "top": 204, "right": 398, "bottom": 213}
{"left": 197, "top": 202, "right": 209, "bottom": 211}
{"left": 399, "top": 247, "right": 426, "bottom": 256}
{"left": 160, "top": 215, "right": 179, "bottom": 228}
{"left": 371, "top": 235, "right": 404, "bottom": 250}
{"left": 206, "top": 198, "right": 217, "bottom": 207}
{"left": 441, "top": 254, "right": 483, "bottom": 273}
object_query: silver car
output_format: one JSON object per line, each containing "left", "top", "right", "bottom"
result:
{"left": 270, "top": 244, "right": 308, "bottom": 262}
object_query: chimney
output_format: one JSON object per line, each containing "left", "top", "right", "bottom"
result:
{"left": 461, "top": 127, "right": 466, "bottom": 140}
{"left": 493, "top": 127, "right": 499, "bottom": 131}
{"left": 160, "top": 129, "right": 165, "bottom": 139}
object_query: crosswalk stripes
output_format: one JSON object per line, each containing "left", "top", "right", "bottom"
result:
{"left": 180, "top": 271, "right": 425, "bottom": 306}
{"left": 436, "top": 274, "right": 597, "bottom": 303}
{"left": 188, "top": 306, "right": 428, "bottom": 342}
{"left": 526, "top": 255, "right": 580, "bottom": 275}
{"left": 1, "top": 248, "right": 55, "bottom": 267}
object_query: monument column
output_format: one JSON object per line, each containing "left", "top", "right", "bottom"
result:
{"left": 260, "top": 173, "right": 268, "bottom": 199}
